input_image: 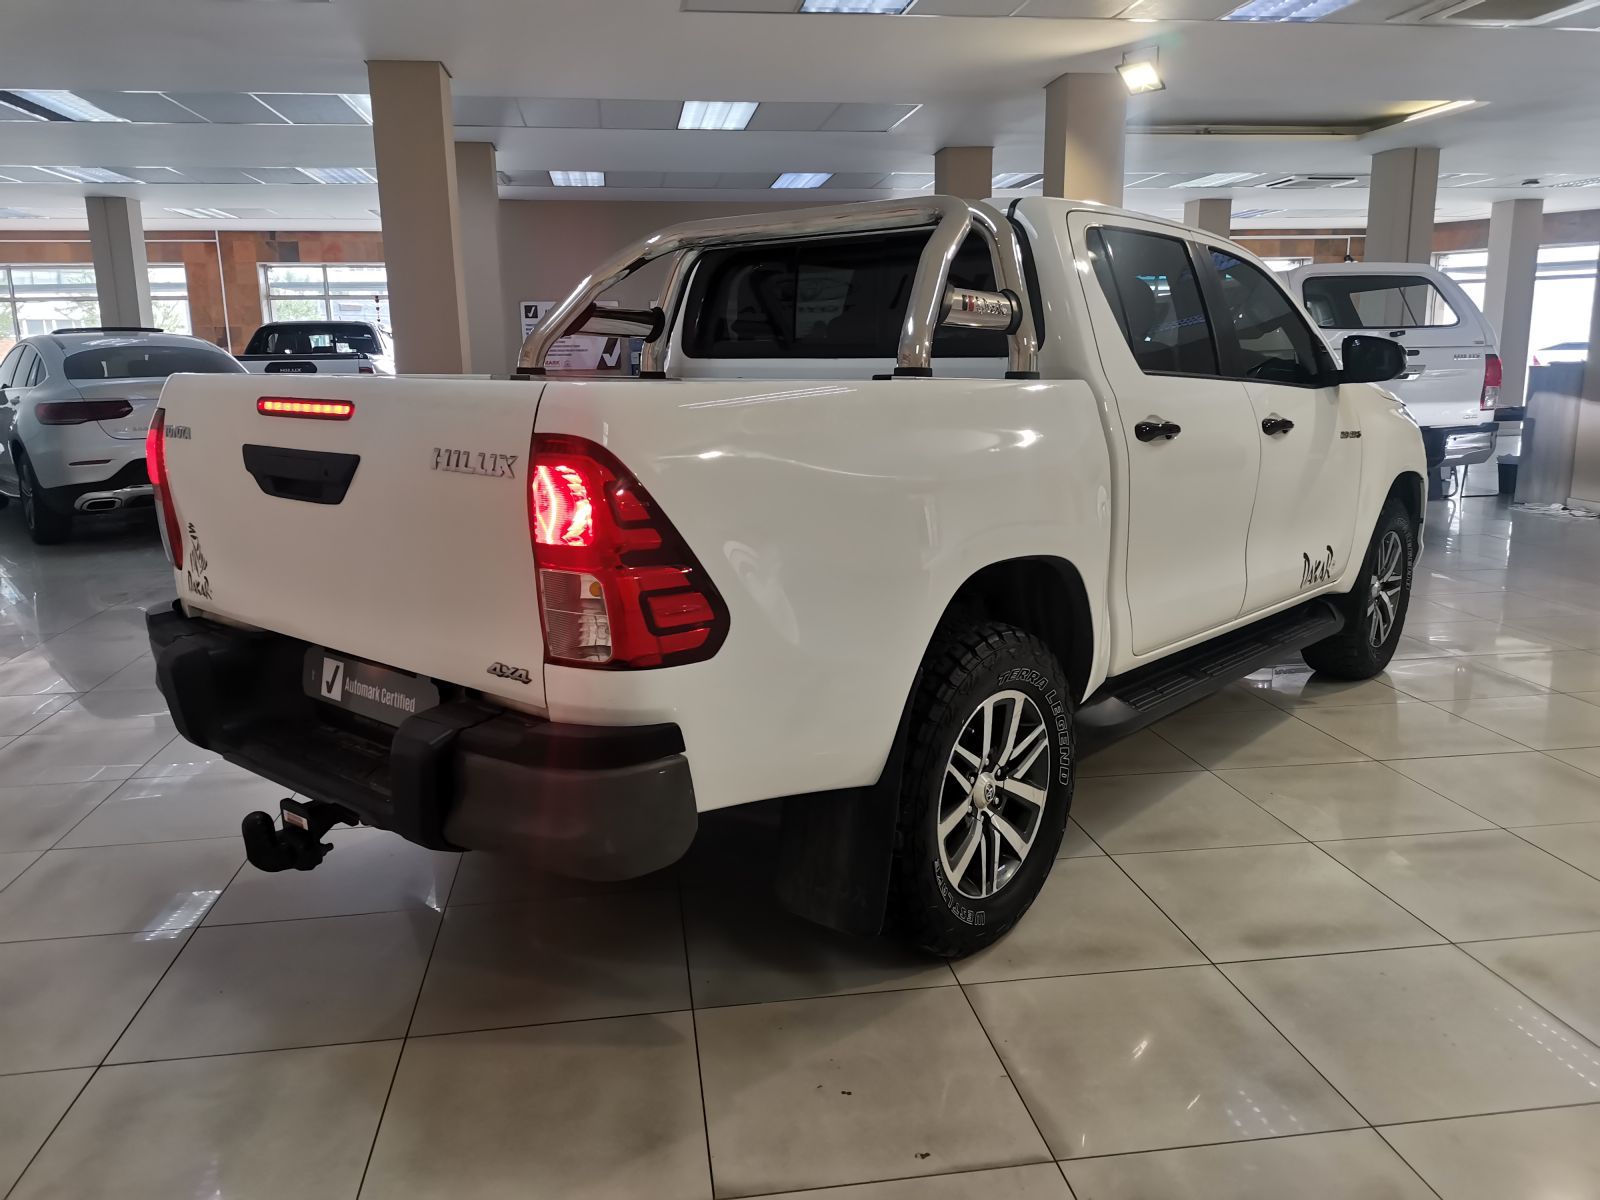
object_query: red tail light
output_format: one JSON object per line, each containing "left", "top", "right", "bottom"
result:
{"left": 529, "top": 434, "right": 728, "bottom": 670}
{"left": 1481, "top": 353, "right": 1502, "bottom": 411}
{"left": 146, "top": 409, "right": 183, "bottom": 571}
{"left": 37, "top": 400, "right": 134, "bottom": 425}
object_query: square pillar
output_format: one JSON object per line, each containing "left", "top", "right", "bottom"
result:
{"left": 1568, "top": 271, "right": 1600, "bottom": 511}
{"left": 1365, "top": 146, "right": 1439, "bottom": 264}
{"left": 367, "top": 59, "right": 471, "bottom": 374}
{"left": 1183, "top": 198, "right": 1232, "bottom": 238}
{"left": 1043, "top": 73, "right": 1126, "bottom": 208}
{"left": 1482, "top": 198, "right": 1542, "bottom": 409}
{"left": 934, "top": 147, "right": 993, "bottom": 202}
{"left": 454, "top": 141, "right": 509, "bottom": 375}
{"left": 85, "top": 196, "right": 152, "bottom": 328}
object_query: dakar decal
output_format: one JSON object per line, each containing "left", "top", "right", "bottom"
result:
{"left": 487, "top": 662, "right": 533, "bottom": 685}
{"left": 1301, "top": 545, "right": 1336, "bottom": 588}
{"left": 185, "top": 523, "right": 213, "bottom": 600}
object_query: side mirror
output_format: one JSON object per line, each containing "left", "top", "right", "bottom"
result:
{"left": 1339, "top": 335, "right": 1407, "bottom": 384}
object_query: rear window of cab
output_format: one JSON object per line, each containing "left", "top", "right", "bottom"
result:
{"left": 1300, "top": 274, "right": 1461, "bottom": 330}
{"left": 64, "top": 345, "right": 244, "bottom": 380}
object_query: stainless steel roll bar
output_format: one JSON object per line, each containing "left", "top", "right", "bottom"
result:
{"left": 516, "top": 195, "right": 1040, "bottom": 379}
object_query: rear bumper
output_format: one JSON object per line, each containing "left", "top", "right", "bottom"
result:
{"left": 1421, "top": 424, "right": 1496, "bottom": 469}
{"left": 147, "top": 605, "right": 697, "bottom": 880}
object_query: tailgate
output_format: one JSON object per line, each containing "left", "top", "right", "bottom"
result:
{"left": 157, "top": 374, "right": 548, "bottom": 708}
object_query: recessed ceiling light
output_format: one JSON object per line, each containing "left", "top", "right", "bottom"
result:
{"left": 339, "top": 94, "right": 373, "bottom": 124}
{"left": 1116, "top": 60, "right": 1164, "bottom": 94}
{"left": 1174, "top": 172, "right": 1259, "bottom": 188}
{"left": 992, "top": 172, "right": 1043, "bottom": 189}
{"left": 1221, "top": 0, "right": 1357, "bottom": 20}
{"left": 1232, "top": 208, "right": 1281, "bottom": 219}
{"left": 800, "top": 0, "right": 913, "bottom": 11}
{"left": 772, "top": 172, "right": 832, "bottom": 189}
{"left": 297, "top": 167, "right": 377, "bottom": 184}
{"left": 40, "top": 166, "right": 137, "bottom": 183}
{"left": 164, "top": 207, "right": 236, "bottom": 220}
{"left": 550, "top": 171, "right": 605, "bottom": 187}
{"left": 679, "top": 101, "right": 758, "bottom": 131}
{"left": 7, "top": 90, "right": 128, "bottom": 122}
{"left": 1402, "top": 99, "right": 1479, "bottom": 124}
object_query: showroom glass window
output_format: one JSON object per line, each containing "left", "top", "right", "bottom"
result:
{"left": 261, "top": 264, "right": 390, "bottom": 327}
{"left": 1087, "top": 227, "right": 1219, "bottom": 376}
{"left": 681, "top": 231, "right": 1005, "bottom": 360}
{"left": 1437, "top": 244, "right": 1598, "bottom": 363}
{"left": 1300, "top": 274, "right": 1459, "bottom": 330}
{"left": 148, "top": 266, "right": 193, "bottom": 335}
{"left": 0, "top": 266, "right": 100, "bottom": 353}
{"left": 1208, "top": 251, "right": 1325, "bottom": 385}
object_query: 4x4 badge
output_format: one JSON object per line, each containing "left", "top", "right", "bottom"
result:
{"left": 487, "top": 662, "right": 533, "bottom": 684}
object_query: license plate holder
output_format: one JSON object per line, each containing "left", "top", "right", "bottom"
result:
{"left": 304, "top": 648, "right": 440, "bottom": 727}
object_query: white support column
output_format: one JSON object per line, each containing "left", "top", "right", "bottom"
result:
{"left": 1043, "top": 73, "right": 1126, "bottom": 208}
{"left": 454, "top": 141, "right": 508, "bottom": 375}
{"left": 1183, "top": 197, "right": 1232, "bottom": 238}
{"left": 1482, "top": 197, "right": 1543, "bottom": 409}
{"left": 85, "top": 196, "right": 152, "bottom": 328}
{"left": 367, "top": 59, "right": 471, "bottom": 374}
{"left": 1365, "top": 146, "right": 1439, "bottom": 264}
{"left": 933, "top": 147, "right": 994, "bottom": 202}
{"left": 1568, "top": 274, "right": 1600, "bottom": 511}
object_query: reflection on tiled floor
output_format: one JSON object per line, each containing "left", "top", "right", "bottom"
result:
{"left": 3, "top": 503, "right": 1600, "bottom": 1198}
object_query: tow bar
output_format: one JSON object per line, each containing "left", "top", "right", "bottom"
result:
{"left": 241, "top": 798, "right": 359, "bottom": 872}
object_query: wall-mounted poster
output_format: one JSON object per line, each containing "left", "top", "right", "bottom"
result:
{"left": 519, "top": 300, "right": 626, "bottom": 371}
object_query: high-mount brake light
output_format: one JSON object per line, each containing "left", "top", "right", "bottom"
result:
{"left": 146, "top": 409, "right": 183, "bottom": 571}
{"left": 257, "top": 397, "right": 355, "bottom": 420}
{"left": 529, "top": 434, "right": 728, "bottom": 670}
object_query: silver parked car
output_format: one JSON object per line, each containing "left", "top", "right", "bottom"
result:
{"left": 0, "top": 327, "right": 244, "bottom": 544}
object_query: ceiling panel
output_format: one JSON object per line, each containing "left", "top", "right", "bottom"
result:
{"left": 176, "top": 167, "right": 281, "bottom": 185}
{"left": 910, "top": 0, "right": 1027, "bottom": 13}
{"left": 681, "top": 0, "right": 801, "bottom": 10}
{"left": 123, "top": 166, "right": 189, "bottom": 182}
{"left": 605, "top": 171, "right": 667, "bottom": 187}
{"left": 517, "top": 98, "right": 603, "bottom": 128}
{"left": 501, "top": 170, "right": 552, "bottom": 185}
{"left": 1110, "top": 0, "right": 1238, "bottom": 16}
{"left": 0, "top": 107, "right": 42, "bottom": 122}
{"left": 819, "top": 102, "right": 920, "bottom": 131}
{"left": 74, "top": 91, "right": 205, "bottom": 123}
{"left": 663, "top": 171, "right": 720, "bottom": 187}
{"left": 165, "top": 92, "right": 286, "bottom": 124}
{"left": 822, "top": 171, "right": 890, "bottom": 187}
{"left": 255, "top": 94, "right": 365, "bottom": 124}
{"left": 715, "top": 171, "right": 781, "bottom": 187}
{"left": 887, "top": 172, "right": 935, "bottom": 188}
{"left": 241, "top": 167, "right": 317, "bottom": 184}
{"left": 1016, "top": 0, "right": 1137, "bottom": 15}
{"left": 0, "top": 166, "right": 83, "bottom": 183}
{"left": 454, "top": 96, "right": 526, "bottom": 127}
{"left": 227, "top": 207, "right": 281, "bottom": 218}
{"left": 745, "top": 101, "right": 839, "bottom": 131}
{"left": 1322, "top": 0, "right": 1434, "bottom": 18}
{"left": 599, "top": 99, "right": 681, "bottom": 130}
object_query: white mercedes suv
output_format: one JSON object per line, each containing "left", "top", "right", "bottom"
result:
{"left": 0, "top": 327, "right": 244, "bottom": 544}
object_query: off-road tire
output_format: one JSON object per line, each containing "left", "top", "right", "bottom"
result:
{"left": 889, "top": 618, "right": 1075, "bottom": 958}
{"left": 1301, "top": 498, "right": 1416, "bottom": 679}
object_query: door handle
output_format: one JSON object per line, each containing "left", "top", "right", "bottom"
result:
{"left": 1134, "top": 419, "right": 1181, "bottom": 443}
{"left": 1261, "top": 415, "right": 1295, "bottom": 436}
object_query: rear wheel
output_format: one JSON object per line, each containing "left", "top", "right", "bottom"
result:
{"left": 1301, "top": 498, "right": 1415, "bottom": 679}
{"left": 18, "top": 453, "right": 72, "bottom": 546}
{"left": 890, "top": 619, "right": 1074, "bottom": 957}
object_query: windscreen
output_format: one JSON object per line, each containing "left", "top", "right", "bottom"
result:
{"left": 682, "top": 230, "right": 1006, "bottom": 359}
{"left": 63, "top": 344, "right": 245, "bottom": 380}
{"left": 245, "top": 324, "right": 382, "bottom": 356}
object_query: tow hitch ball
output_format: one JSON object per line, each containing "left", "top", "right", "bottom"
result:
{"left": 241, "top": 798, "right": 357, "bottom": 873}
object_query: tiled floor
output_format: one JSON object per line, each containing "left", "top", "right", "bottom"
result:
{"left": 2, "top": 501, "right": 1600, "bottom": 1198}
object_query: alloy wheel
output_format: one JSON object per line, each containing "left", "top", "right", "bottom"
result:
{"left": 1367, "top": 530, "right": 1405, "bottom": 647}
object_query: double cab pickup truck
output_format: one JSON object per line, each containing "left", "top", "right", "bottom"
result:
{"left": 235, "top": 320, "right": 395, "bottom": 377}
{"left": 146, "top": 196, "right": 1423, "bottom": 956}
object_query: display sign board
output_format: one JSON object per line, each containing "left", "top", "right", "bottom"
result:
{"left": 520, "top": 300, "right": 626, "bottom": 372}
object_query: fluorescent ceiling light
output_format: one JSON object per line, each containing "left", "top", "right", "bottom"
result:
{"left": 992, "top": 172, "right": 1043, "bottom": 189}
{"left": 340, "top": 93, "right": 373, "bottom": 123}
{"left": 1402, "top": 99, "right": 1478, "bottom": 124}
{"left": 1232, "top": 207, "right": 1281, "bottom": 219}
{"left": 9, "top": 90, "right": 127, "bottom": 122}
{"left": 1116, "top": 60, "right": 1164, "bottom": 95}
{"left": 772, "top": 172, "right": 832, "bottom": 188}
{"left": 550, "top": 171, "right": 605, "bottom": 187}
{"left": 1174, "top": 172, "right": 1259, "bottom": 188}
{"left": 800, "top": 0, "right": 913, "bottom": 10}
{"left": 40, "top": 166, "right": 137, "bottom": 183}
{"left": 678, "top": 101, "right": 758, "bottom": 131}
{"left": 297, "top": 167, "right": 377, "bottom": 184}
{"left": 1221, "top": 0, "right": 1358, "bottom": 20}
{"left": 165, "top": 207, "right": 236, "bottom": 220}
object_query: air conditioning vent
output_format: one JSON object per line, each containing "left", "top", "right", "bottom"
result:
{"left": 1427, "top": 0, "right": 1598, "bottom": 22}
{"left": 1263, "top": 174, "right": 1364, "bottom": 190}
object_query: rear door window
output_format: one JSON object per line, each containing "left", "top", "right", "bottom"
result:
{"left": 1300, "top": 274, "right": 1460, "bottom": 329}
{"left": 683, "top": 231, "right": 1005, "bottom": 359}
{"left": 1087, "top": 227, "right": 1219, "bottom": 376}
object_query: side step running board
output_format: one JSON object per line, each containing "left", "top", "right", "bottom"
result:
{"left": 1076, "top": 599, "right": 1344, "bottom": 752}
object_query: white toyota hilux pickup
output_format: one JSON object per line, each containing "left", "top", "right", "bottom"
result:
{"left": 146, "top": 197, "right": 1424, "bottom": 956}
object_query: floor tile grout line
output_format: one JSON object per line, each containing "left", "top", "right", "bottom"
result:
{"left": 1444, "top": 941, "right": 1600, "bottom": 1059}
{"left": 0, "top": 1063, "right": 97, "bottom": 1200}
{"left": 1496, "top": 825, "right": 1600, "bottom": 887}
{"left": 953, "top": 977, "right": 1061, "bottom": 1167}
{"left": 677, "top": 888, "right": 718, "bottom": 1198}
{"left": 1367, "top": 1125, "right": 1449, "bottom": 1200}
